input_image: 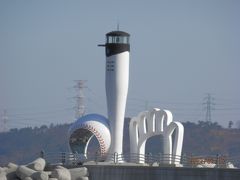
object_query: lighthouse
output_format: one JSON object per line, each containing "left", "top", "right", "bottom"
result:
{"left": 99, "top": 30, "right": 130, "bottom": 160}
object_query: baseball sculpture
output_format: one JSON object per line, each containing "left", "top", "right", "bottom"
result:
{"left": 68, "top": 114, "right": 111, "bottom": 159}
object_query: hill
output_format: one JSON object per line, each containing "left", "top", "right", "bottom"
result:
{"left": 0, "top": 124, "right": 69, "bottom": 165}
{"left": 1, "top": 120, "right": 240, "bottom": 166}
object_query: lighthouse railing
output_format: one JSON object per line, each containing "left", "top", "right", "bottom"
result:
{"left": 41, "top": 151, "right": 240, "bottom": 168}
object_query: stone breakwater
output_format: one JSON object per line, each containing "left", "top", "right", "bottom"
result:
{"left": 0, "top": 158, "right": 89, "bottom": 180}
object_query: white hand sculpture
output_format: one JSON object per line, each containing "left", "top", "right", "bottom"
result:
{"left": 129, "top": 108, "right": 184, "bottom": 164}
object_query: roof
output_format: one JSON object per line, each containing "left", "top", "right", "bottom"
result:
{"left": 106, "top": 31, "right": 130, "bottom": 37}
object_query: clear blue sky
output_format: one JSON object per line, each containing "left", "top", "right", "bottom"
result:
{"left": 0, "top": 0, "right": 239, "bottom": 129}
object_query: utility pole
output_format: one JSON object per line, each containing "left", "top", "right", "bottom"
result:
{"left": 74, "top": 80, "right": 87, "bottom": 119}
{"left": 203, "top": 93, "right": 215, "bottom": 122}
{"left": 1, "top": 110, "right": 8, "bottom": 132}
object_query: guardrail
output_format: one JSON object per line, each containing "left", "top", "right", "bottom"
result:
{"left": 40, "top": 151, "right": 240, "bottom": 168}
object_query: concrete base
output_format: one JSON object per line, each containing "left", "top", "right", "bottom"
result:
{"left": 83, "top": 161, "right": 149, "bottom": 166}
{"left": 85, "top": 165, "right": 240, "bottom": 180}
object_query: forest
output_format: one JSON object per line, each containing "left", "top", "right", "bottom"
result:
{"left": 1, "top": 120, "right": 240, "bottom": 166}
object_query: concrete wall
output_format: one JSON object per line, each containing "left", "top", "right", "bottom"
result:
{"left": 86, "top": 165, "right": 240, "bottom": 180}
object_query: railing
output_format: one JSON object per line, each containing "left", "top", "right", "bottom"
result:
{"left": 40, "top": 151, "right": 240, "bottom": 168}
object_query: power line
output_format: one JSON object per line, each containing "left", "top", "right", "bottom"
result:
{"left": 128, "top": 97, "right": 201, "bottom": 105}
{"left": 87, "top": 87, "right": 106, "bottom": 110}
{"left": 7, "top": 107, "right": 73, "bottom": 117}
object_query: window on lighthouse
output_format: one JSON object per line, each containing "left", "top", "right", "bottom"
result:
{"left": 107, "top": 36, "right": 129, "bottom": 44}
{"left": 116, "top": 37, "right": 120, "bottom": 43}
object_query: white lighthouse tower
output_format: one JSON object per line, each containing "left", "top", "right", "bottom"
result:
{"left": 99, "top": 30, "right": 130, "bottom": 160}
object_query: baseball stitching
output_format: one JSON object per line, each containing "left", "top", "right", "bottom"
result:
{"left": 79, "top": 124, "right": 107, "bottom": 154}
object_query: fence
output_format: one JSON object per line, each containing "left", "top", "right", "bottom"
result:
{"left": 40, "top": 151, "right": 240, "bottom": 168}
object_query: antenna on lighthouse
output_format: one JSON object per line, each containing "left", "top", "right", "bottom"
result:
{"left": 117, "top": 22, "right": 120, "bottom": 31}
